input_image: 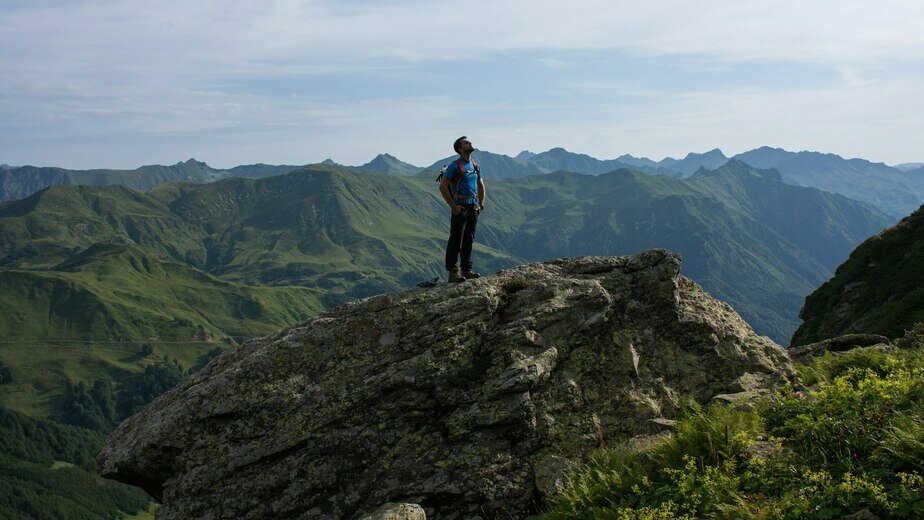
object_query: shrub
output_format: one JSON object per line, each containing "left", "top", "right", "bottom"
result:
{"left": 533, "top": 345, "right": 924, "bottom": 519}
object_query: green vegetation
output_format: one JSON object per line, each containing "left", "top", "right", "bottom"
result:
{"left": 0, "top": 162, "right": 891, "bottom": 343}
{"left": 0, "top": 340, "right": 213, "bottom": 418}
{"left": 0, "top": 344, "right": 219, "bottom": 519}
{"left": 0, "top": 161, "right": 898, "bottom": 517}
{"left": 793, "top": 204, "right": 924, "bottom": 345}
{"left": 0, "top": 406, "right": 151, "bottom": 519}
{"left": 58, "top": 356, "right": 185, "bottom": 431}
{"left": 0, "top": 360, "right": 11, "bottom": 384}
{"left": 536, "top": 325, "right": 924, "bottom": 519}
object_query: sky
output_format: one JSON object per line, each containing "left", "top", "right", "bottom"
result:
{"left": 1, "top": 0, "right": 923, "bottom": 169}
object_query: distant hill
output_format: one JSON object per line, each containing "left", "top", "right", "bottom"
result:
{"left": 426, "top": 150, "right": 545, "bottom": 178}
{"left": 0, "top": 159, "right": 312, "bottom": 202}
{"left": 518, "top": 147, "right": 678, "bottom": 177}
{"left": 0, "top": 240, "right": 323, "bottom": 342}
{"left": 734, "top": 146, "right": 923, "bottom": 218}
{"left": 791, "top": 203, "right": 924, "bottom": 345}
{"left": 485, "top": 159, "right": 891, "bottom": 341}
{"left": 894, "top": 162, "right": 923, "bottom": 171}
{"left": 0, "top": 161, "right": 892, "bottom": 346}
{"left": 615, "top": 153, "right": 660, "bottom": 169}
{"left": 6, "top": 145, "right": 920, "bottom": 220}
{"left": 357, "top": 153, "right": 422, "bottom": 175}
{"left": 0, "top": 159, "right": 222, "bottom": 202}
{"left": 226, "top": 163, "right": 304, "bottom": 179}
{"left": 659, "top": 148, "right": 730, "bottom": 176}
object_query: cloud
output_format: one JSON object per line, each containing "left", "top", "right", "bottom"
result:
{"left": 1, "top": 0, "right": 923, "bottom": 167}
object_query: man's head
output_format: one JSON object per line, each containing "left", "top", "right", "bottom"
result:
{"left": 453, "top": 136, "right": 473, "bottom": 155}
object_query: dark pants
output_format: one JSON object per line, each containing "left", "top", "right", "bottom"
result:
{"left": 445, "top": 203, "right": 479, "bottom": 271}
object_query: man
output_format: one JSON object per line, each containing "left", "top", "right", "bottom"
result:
{"left": 440, "top": 136, "right": 486, "bottom": 283}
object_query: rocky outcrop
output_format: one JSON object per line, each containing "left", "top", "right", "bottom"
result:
{"left": 787, "top": 334, "right": 895, "bottom": 365}
{"left": 792, "top": 204, "right": 924, "bottom": 346}
{"left": 98, "top": 249, "right": 794, "bottom": 519}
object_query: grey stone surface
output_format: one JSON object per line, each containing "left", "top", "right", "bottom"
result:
{"left": 98, "top": 249, "right": 794, "bottom": 519}
{"left": 361, "top": 503, "right": 426, "bottom": 520}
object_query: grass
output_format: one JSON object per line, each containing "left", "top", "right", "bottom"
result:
{"left": 120, "top": 502, "right": 157, "bottom": 519}
{"left": 0, "top": 341, "right": 218, "bottom": 418}
{"left": 534, "top": 324, "right": 924, "bottom": 519}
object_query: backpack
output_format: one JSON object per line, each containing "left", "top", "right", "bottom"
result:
{"left": 436, "top": 158, "right": 480, "bottom": 200}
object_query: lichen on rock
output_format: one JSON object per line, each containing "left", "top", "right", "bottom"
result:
{"left": 98, "top": 249, "right": 794, "bottom": 519}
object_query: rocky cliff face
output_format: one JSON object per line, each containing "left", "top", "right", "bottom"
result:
{"left": 792, "top": 204, "right": 924, "bottom": 346}
{"left": 98, "top": 249, "right": 793, "bottom": 519}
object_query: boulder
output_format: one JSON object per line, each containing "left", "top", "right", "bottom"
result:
{"left": 98, "top": 249, "right": 793, "bottom": 519}
{"left": 788, "top": 333, "right": 894, "bottom": 365}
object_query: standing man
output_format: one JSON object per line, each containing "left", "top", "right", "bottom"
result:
{"left": 440, "top": 136, "right": 486, "bottom": 283}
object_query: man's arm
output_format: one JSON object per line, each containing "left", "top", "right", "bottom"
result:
{"left": 440, "top": 163, "right": 463, "bottom": 215}
{"left": 477, "top": 177, "right": 486, "bottom": 210}
{"left": 439, "top": 178, "right": 457, "bottom": 207}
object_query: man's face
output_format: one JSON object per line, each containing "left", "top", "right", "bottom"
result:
{"left": 459, "top": 139, "right": 473, "bottom": 154}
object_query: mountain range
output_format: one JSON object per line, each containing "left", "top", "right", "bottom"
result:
{"left": 0, "top": 161, "right": 891, "bottom": 347}
{"left": 4, "top": 146, "right": 921, "bottom": 218}
{"left": 0, "top": 157, "right": 903, "bottom": 518}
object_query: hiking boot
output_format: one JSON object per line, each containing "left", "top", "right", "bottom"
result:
{"left": 461, "top": 270, "right": 480, "bottom": 279}
{"left": 448, "top": 269, "right": 465, "bottom": 283}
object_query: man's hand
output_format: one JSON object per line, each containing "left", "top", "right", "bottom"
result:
{"left": 475, "top": 205, "right": 483, "bottom": 215}
{"left": 451, "top": 204, "right": 463, "bottom": 216}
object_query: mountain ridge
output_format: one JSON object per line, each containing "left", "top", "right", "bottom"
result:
{"left": 5, "top": 147, "right": 922, "bottom": 218}
{"left": 1, "top": 161, "right": 892, "bottom": 345}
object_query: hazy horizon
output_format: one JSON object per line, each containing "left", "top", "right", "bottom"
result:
{"left": 1, "top": 144, "right": 917, "bottom": 172}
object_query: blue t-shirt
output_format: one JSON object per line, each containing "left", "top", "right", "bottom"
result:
{"left": 445, "top": 159, "right": 480, "bottom": 204}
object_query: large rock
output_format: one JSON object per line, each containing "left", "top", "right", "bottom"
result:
{"left": 98, "top": 249, "right": 793, "bottom": 519}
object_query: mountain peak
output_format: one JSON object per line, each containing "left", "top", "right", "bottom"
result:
{"left": 358, "top": 153, "right": 419, "bottom": 175}
{"left": 177, "top": 158, "right": 208, "bottom": 168}
{"left": 684, "top": 148, "right": 726, "bottom": 160}
{"left": 692, "top": 158, "right": 783, "bottom": 182}
{"left": 99, "top": 249, "right": 793, "bottom": 518}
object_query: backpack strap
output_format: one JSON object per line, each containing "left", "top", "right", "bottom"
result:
{"left": 446, "top": 159, "right": 480, "bottom": 201}
{"left": 450, "top": 159, "right": 469, "bottom": 200}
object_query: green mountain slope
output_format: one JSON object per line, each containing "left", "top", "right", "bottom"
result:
{"left": 146, "top": 166, "right": 517, "bottom": 298}
{"left": 0, "top": 406, "right": 151, "bottom": 519}
{"left": 1, "top": 162, "right": 891, "bottom": 345}
{"left": 0, "top": 162, "right": 896, "bottom": 516}
{"left": 357, "top": 153, "right": 422, "bottom": 175}
{"left": 226, "top": 163, "right": 304, "bottom": 179}
{"left": 0, "top": 242, "right": 323, "bottom": 342}
{"left": 791, "top": 203, "right": 924, "bottom": 345}
{"left": 427, "top": 150, "right": 545, "bottom": 178}
{"left": 480, "top": 160, "right": 891, "bottom": 341}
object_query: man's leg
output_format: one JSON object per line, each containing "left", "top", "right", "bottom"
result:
{"left": 459, "top": 205, "right": 478, "bottom": 272}
{"left": 445, "top": 209, "right": 467, "bottom": 271}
